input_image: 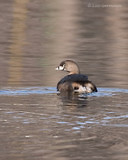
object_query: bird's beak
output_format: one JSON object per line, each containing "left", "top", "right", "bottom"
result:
{"left": 55, "top": 67, "right": 59, "bottom": 70}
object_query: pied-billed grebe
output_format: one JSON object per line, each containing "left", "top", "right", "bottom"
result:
{"left": 56, "top": 60, "right": 97, "bottom": 93}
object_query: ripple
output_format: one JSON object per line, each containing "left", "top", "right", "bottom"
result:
{"left": 0, "top": 87, "right": 57, "bottom": 95}
{"left": 103, "top": 115, "right": 128, "bottom": 120}
{"left": 0, "top": 87, "right": 128, "bottom": 96}
{"left": 79, "top": 87, "right": 128, "bottom": 97}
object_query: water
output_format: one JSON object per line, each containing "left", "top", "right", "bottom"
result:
{"left": 0, "top": 87, "right": 128, "bottom": 160}
{"left": 0, "top": 0, "right": 128, "bottom": 160}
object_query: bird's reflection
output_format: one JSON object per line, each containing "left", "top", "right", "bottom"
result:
{"left": 57, "top": 91, "right": 88, "bottom": 109}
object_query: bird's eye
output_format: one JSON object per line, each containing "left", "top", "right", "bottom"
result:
{"left": 63, "top": 64, "right": 65, "bottom": 68}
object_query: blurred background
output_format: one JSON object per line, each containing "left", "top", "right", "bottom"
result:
{"left": 0, "top": 0, "right": 128, "bottom": 89}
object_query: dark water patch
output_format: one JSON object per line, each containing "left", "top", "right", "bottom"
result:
{"left": 102, "top": 124, "right": 128, "bottom": 127}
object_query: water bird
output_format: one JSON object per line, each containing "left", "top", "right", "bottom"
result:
{"left": 56, "top": 60, "right": 97, "bottom": 93}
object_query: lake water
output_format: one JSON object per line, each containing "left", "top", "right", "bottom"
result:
{"left": 0, "top": 0, "right": 128, "bottom": 160}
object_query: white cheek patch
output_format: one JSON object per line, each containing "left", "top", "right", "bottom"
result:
{"left": 59, "top": 66, "right": 64, "bottom": 70}
{"left": 55, "top": 65, "right": 64, "bottom": 71}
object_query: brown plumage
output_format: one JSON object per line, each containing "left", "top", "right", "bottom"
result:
{"left": 56, "top": 60, "right": 97, "bottom": 93}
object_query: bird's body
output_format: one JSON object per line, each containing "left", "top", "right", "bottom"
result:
{"left": 56, "top": 60, "right": 97, "bottom": 93}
